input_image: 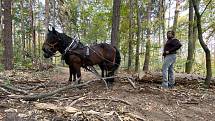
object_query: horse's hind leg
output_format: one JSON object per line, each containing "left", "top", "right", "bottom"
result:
{"left": 99, "top": 64, "right": 105, "bottom": 77}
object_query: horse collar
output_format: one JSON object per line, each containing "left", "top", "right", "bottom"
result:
{"left": 63, "top": 36, "right": 78, "bottom": 55}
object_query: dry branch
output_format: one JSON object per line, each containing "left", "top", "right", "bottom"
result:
{"left": 138, "top": 72, "right": 215, "bottom": 85}
{"left": 0, "top": 84, "right": 28, "bottom": 94}
{"left": 85, "top": 97, "right": 132, "bottom": 105}
{"left": 9, "top": 76, "right": 134, "bottom": 101}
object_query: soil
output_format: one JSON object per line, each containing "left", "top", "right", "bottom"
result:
{"left": 0, "top": 67, "right": 215, "bottom": 121}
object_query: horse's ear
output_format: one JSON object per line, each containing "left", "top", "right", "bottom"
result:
{"left": 52, "top": 27, "right": 55, "bottom": 32}
{"left": 52, "top": 27, "right": 57, "bottom": 35}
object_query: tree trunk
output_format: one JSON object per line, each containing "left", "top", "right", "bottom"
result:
{"left": 38, "top": 33, "right": 41, "bottom": 58}
{"left": 135, "top": 0, "right": 141, "bottom": 72}
{"left": 0, "top": 0, "right": 2, "bottom": 43}
{"left": 192, "top": 0, "right": 212, "bottom": 87}
{"left": 52, "top": 0, "right": 56, "bottom": 64}
{"left": 143, "top": 0, "right": 151, "bottom": 71}
{"left": 45, "top": 0, "right": 49, "bottom": 29}
{"left": 185, "top": 0, "right": 194, "bottom": 73}
{"left": 161, "top": 0, "right": 166, "bottom": 46}
{"left": 2, "top": 0, "right": 13, "bottom": 70}
{"left": 111, "top": 0, "right": 121, "bottom": 48}
{"left": 20, "top": 0, "right": 26, "bottom": 59}
{"left": 167, "top": 0, "right": 171, "bottom": 29}
{"left": 172, "top": 0, "right": 180, "bottom": 33}
{"left": 214, "top": 44, "right": 215, "bottom": 71}
{"left": 128, "top": 0, "right": 134, "bottom": 70}
{"left": 30, "top": 0, "right": 36, "bottom": 59}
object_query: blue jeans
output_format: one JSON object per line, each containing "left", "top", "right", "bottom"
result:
{"left": 162, "top": 54, "right": 176, "bottom": 88}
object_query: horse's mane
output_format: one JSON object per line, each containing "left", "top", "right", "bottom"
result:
{"left": 57, "top": 32, "right": 85, "bottom": 49}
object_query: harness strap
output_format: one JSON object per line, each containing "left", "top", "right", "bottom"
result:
{"left": 63, "top": 36, "right": 78, "bottom": 55}
{"left": 47, "top": 42, "right": 58, "bottom": 48}
{"left": 88, "top": 46, "right": 118, "bottom": 65}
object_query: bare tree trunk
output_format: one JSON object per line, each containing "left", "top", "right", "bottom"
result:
{"left": 128, "top": 0, "right": 134, "bottom": 70}
{"left": 45, "top": 0, "right": 49, "bottom": 30}
{"left": 20, "top": 0, "right": 26, "bottom": 60}
{"left": 161, "top": 0, "right": 166, "bottom": 46}
{"left": 0, "top": 0, "right": 2, "bottom": 43}
{"left": 214, "top": 44, "right": 215, "bottom": 71}
{"left": 38, "top": 33, "right": 41, "bottom": 58}
{"left": 2, "top": 0, "right": 13, "bottom": 70}
{"left": 192, "top": 0, "right": 212, "bottom": 87}
{"left": 185, "top": 0, "right": 194, "bottom": 73}
{"left": 111, "top": 0, "right": 121, "bottom": 48}
{"left": 135, "top": 0, "right": 141, "bottom": 72}
{"left": 52, "top": 0, "right": 56, "bottom": 64}
{"left": 29, "top": 0, "right": 36, "bottom": 63}
{"left": 172, "top": 0, "right": 180, "bottom": 33}
{"left": 167, "top": 0, "right": 171, "bottom": 29}
{"left": 143, "top": 0, "right": 151, "bottom": 71}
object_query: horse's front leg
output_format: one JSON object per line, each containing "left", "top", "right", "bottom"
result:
{"left": 74, "top": 64, "right": 81, "bottom": 85}
{"left": 69, "top": 66, "right": 74, "bottom": 82}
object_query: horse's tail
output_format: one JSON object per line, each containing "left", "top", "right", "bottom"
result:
{"left": 113, "top": 46, "right": 121, "bottom": 71}
{"left": 106, "top": 46, "right": 121, "bottom": 85}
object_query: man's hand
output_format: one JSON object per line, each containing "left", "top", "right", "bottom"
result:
{"left": 165, "top": 51, "right": 169, "bottom": 54}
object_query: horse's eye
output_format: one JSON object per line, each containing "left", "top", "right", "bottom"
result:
{"left": 42, "top": 48, "right": 46, "bottom": 52}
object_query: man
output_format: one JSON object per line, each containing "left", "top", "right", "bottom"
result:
{"left": 162, "top": 30, "right": 182, "bottom": 88}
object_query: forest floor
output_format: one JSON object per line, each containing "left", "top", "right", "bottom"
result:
{"left": 0, "top": 67, "right": 215, "bottom": 121}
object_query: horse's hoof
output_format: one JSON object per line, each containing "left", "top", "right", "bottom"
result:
{"left": 107, "top": 81, "right": 114, "bottom": 89}
{"left": 67, "top": 81, "right": 73, "bottom": 84}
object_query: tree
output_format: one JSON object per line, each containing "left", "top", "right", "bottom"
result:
{"left": 161, "top": 0, "right": 166, "bottom": 45}
{"left": 111, "top": 0, "right": 121, "bottom": 47}
{"left": 214, "top": 44, "right": 215, "bottom": 70}
{"left": 192, "top": 0, "right": 212, "bottom": 87}
{"left": 20, "top": 0, "right": 26, "bottom": 59}
{"left": 143, "top": 0, "right": 151, "bottom": 71}
{"left": 128, "top": 0, "right": 134, "bottom": 70}
{"left": 135, "top": 0, "right": 141, "bottom": 71}
{"left": 2, "top": 0, "right": 13, "bottom": 70}
{"left": 0, "top": 0, "right": 2, "bottom": 42}
{"left": 172, "top": 0, "right": 180, "bottom": 33}
{"left": 45, "top": 0, "right": 49, "bottom": 30}
{"left": 185, "top": 0, "right": 194, "bottom": 73}
{"left": 30, "top": 0, "right": 36, "bottom": 58}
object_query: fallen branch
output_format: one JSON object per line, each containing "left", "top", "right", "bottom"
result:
{"left": 85, "top": 97, "right": 132, "bottom": 106}
{"left": 138, "top": 72, "right": 215, "bottom": 85}
{"left": 12, "top": 81, "right": 92, "bottom": 101}
{"left": 0, "top": 87, "right": 14, "bottom": 95}
{"left": 8, "top": 76, "right": 136, "bottom": 101}
{"left": 0, "top": 84, "right": 28, "bottom": 95}
{"left": 125, "top": 112, "right": 146, "bottom": 120}
{"left": 126, "top": 77, "right": 137, "bottom": 89}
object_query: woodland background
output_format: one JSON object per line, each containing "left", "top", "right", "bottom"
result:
{"left": 0, "top": 0, "right": 215, "bottom": 77}
{"left": 0, "top": 0, "right": 215, "bottom": 120}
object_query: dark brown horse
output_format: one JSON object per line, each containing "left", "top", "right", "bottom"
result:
{"left": 42, "top": 27, "right": 121, "bottom": 85}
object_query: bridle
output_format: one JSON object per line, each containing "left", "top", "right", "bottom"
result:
{"left": 46, "top": 41, "right": 58, "bottom": 50}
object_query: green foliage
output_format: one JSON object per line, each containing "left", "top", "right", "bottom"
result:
{"left": 3, "top": 79, "right": 11, "bottom": 86}
{"left": 0, "top": 0, "right": 214, "bottom": 77}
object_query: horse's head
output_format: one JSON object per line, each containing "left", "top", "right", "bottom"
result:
{"left": 42, "top": 27, "right": 60, "bottom": 58}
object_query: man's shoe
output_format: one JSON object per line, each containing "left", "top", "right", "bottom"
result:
{"left": 161, "top": 82, "right": 169, "bottom": 88}
{"left": 168, "top": 83, "right": 175, "bottom": 88}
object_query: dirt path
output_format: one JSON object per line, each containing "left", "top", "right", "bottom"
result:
{"left": 1, "top": 67, "right": 215, "bottom": 120}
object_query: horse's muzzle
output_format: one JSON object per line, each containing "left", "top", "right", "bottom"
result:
{"left": 43, "top": 52, "right": 52, "bottom": 58}
{"left": 42, "top": 47, "right": 55, "bottom": 58}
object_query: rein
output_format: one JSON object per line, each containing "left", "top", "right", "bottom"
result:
{"left": 88, "top": 46, "right": 120, "bottom": 66}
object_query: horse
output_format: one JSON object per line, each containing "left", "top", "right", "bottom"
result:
{"left": 42, "top": 27, "right": 121, "bottom": 86}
